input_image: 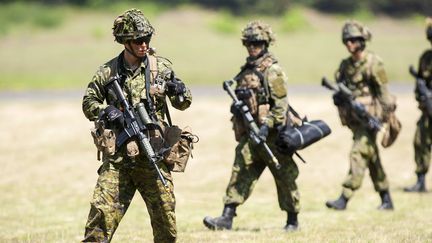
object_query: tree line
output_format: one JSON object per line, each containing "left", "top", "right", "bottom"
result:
{"left": 3, "top": 0, "right": 431, "bottom": 16}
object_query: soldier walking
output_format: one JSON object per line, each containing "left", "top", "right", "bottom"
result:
{"left": 404, "top": 18, "right": 432, "bottom": 193}
{"left": 325, "top": 20, "right": 397, "bottom": 210}
{"left": 203, "top": 21, "right": 301, "bottom": 231}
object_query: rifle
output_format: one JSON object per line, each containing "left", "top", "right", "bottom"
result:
{"left": 409, "top": 65, "right": 432, "bottom": 116}
{"left": 107, "top": 75, "right": 168, "bottom": 188}
{"left": 321, "top": 77, "right": 382, "bottom": 132}
{"left": 223, "top": 80, "right": 281, "bottom": 169}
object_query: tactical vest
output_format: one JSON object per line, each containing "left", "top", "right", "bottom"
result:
{"left": 420, "top": 49, "right": 432, "bottom": 85}
{"left": 103, "top": 51, "right": 166, "bottom": 111}
{"left": 235, "top": 53, "right": 276, "bottom": 117}
{"left": 336, "top": 52, "right": 385, "bottom": 126}
{"left": 231, "top": 53, "right": 276, "bottom": 141}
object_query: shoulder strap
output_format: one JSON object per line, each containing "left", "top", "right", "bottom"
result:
{"left": 147, "top": 53, "right": 158, "bottom": 84}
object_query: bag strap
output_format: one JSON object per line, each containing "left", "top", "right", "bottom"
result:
{"left": 285, "top": 104, "right": 303, "bottom": 126}
{"left": 164, "top": 99, "right": 173, "bottom": 127}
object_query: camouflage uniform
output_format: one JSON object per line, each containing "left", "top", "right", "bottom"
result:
{"left": 203, "top": 21, "right": 300, "bottom": 231}
{"left": 224, "top": 52, "right": 300, "bottom": 213}
{"left": 414, "top": 49, "right": 432, "bottom": 175}
{"left": 335, "top": 50, "right": 393, "bottom": 199}
{"left": 81, "top": 9, "right": 191, "bottom": 243}
{"left": 405, "top": 19, "right": 432, "bottom": 192}
{"left": 326, "top": 20, "right": 395, "bottom": 210}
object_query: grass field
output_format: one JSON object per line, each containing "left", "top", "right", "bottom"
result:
{"left": 0, "top": 6, "right": 429, "bottom": 90}
{"left": 1, "top": 90, "right": 432, "bottom": 242}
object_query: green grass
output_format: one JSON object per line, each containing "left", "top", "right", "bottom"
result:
{"left": 1, "top": 95, "right": 432, "bottom": 242}
{"left": 0, "top": 5, "right": 428, "bottom": 90}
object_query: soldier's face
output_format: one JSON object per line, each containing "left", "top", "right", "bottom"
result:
{"left": 129, "top": 37, "right": 150, "bottom": 57}
{"left": 344, "top": 38, "right": 362, "bottom": 54}
{"left": 244, "top": 41, "right": 265, "bottom": 57}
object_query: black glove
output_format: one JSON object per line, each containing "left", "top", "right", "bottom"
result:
{"left": 332, "top": 92, "right": 344, "bottom": 106}
{"left": 258, "top": 124, "right": 269, "bottom": 141}
{"left": 166, "top": 76, "right": 186, "bottom": 96}
{"left": 103, "top": 105, "right": 124, "bottom": 128}
{"left": 230, "top": 103, "right": 242, "bottom": 117}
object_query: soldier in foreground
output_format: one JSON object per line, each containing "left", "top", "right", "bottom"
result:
{"left": 81, "top": 9, "right": 191, "bottom": 242}
{"left": 203, "top": 21, "right": 301, "bottom": 231}
{"left": 404, "top": 18, "right": 432, "bottom": 193}
{"left": 325, "top": 20, "right": 397, "bottom": 211}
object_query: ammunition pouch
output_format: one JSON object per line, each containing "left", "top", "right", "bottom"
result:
{"left": 163, "top": 126, "right": 198, "bottom": 172}
{"left": 258, "top": 104, "right": 270, "bottom": 125}
{"left": 276, "top": 120, "right": 331, "bottom": 154}
{"left": 90, "top": 128, "right": 116, "bottom": 160}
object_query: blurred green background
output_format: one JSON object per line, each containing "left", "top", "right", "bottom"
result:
{"left": 0, "top": 0, "right": 430, "bottom": 90}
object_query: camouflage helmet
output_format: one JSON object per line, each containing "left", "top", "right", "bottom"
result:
{"left": 426, "top": 17, "right": 432, "bottom": 41}
{"left": 241, "top": 21, "right": 276, "bottom": 46}
{"left": 342, "top": 20, "right": 372, "bottom": 43}
{"left": 112, "top": 9, "right": 154, "bottom": 44}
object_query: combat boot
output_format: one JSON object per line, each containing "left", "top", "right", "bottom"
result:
{"left": 403, "top": 173, "right": 426, "bottom": 192}
{"left": 203, "top": 204, "right": 237, "bottom": 230}
{"left": 378, "top": 190, "right": 394, "bottom": 210}
{"left": 284, "top": 212, "right": 299, "bottom": 232}
{"left": 325, "top": 194, "right": 348, "bottom": 210}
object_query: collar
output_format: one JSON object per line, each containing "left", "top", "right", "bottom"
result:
{"left": 245, "top": 51, "right": 273, "bottom": 68}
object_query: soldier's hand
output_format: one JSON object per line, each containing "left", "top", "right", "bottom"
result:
{"left": 332, "top": 93, "right": 344, "bottom": 106}
{"left": 258, "top": 124, "right": 269, "bottom": 141}
{"left": 104, "top": 105, "right": 124, "bottom": 128}
{"left": 230, "top": 103, "right": 242, "bottom": 117}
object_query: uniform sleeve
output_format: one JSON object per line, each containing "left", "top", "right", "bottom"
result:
{"left": 157, "top": 56, "right": 192, "bottom": 111}
{"left": 264, "top": 64, "right": 289, "bottom": 128}
{"left": 82, "top": 66, "right": 109, "bottom": 121}
{"left": 370, "top": 57, "right": 395, "bottom": 110}
{"left": 334, "top": 60, "right": 346, "bottom": 83}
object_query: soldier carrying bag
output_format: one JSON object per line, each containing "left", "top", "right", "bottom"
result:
{"left": 276, "top": 106, "right": 331, "bottom": 155}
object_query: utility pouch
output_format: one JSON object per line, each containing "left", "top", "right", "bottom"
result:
{"left": 126, "top": 140, "right": 139, "bottom": 157}
{"left": 163, "top": 126, "right": 199, "bottom": 172}
{"left": 258, "top": 104, "right": 270, "bottom": 125}
{"left": 90, "top": 128, "right": 116, "bottom": 160}
{"left": 381, "top": 111, "right": 402, "bottom": 148}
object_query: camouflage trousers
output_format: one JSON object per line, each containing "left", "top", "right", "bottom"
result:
{"left": 413, "top": 115, "right": 432, "bottom": 174}
{"left": 82, "top": 152, "right": 176, "bottom": 243}
{"left": 223, "top": 132, "right": 300, "bottom": 213}
{"left": 341, "top": 127, "right": 389, "bottom": 199}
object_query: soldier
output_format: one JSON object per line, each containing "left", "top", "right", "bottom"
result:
{"left": 404, "top": 18, "right": 432, "bottom": 193}
{"left": 325, "top": 20, "right": 396, "bottom": 210}
{"left": 81, "top": 9, "right": 192, "bottom": 243}
{"left": 203, "top": 21, "right": 301, "bottom": 231}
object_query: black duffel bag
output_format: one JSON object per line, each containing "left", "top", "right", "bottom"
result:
{"left": 276, "top": 120, "right": 331, "bottom": 154}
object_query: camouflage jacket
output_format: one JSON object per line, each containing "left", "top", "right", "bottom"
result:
{"left": 335, "top": 50, "right": 395, "bottom": 124}
{"left": 82, "top": 51, "right": 192, "bottom": 123}
{"left": 416, "top": 49, "right": 432, "bottom": 104}
{"left": 235, "top": 52, "right": 289, "bottom": 129}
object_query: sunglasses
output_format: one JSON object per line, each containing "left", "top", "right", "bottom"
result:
{"left": 242, "top": 40, "right": 265, "bottom": 47}
{"left": 343, "top": 37, "right": 363, "bottom": 44}
{"left": 132, "top": 36, "right": 152, "bottom": 45}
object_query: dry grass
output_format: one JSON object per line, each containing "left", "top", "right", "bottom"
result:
{"left": 1, "top": 91, "right": 432, "bottom": 242}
